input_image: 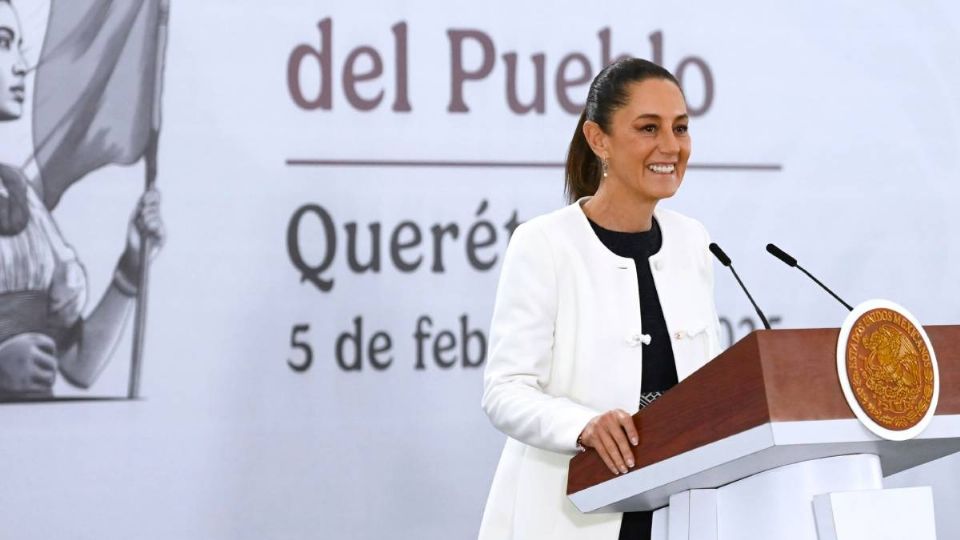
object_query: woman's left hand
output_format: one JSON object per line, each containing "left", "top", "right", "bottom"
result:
{"left": 113, "top": 189, "right": 165, "bottom": 295}
{"left": 123, "top": 188, "right": 165, "bottom": 264}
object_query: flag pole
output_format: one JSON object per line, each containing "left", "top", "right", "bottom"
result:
{"left": 128, "top": 0, "right": 170, "bottom": 399}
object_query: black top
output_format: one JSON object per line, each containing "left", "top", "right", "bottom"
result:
{"left": 588, "top": 218, "right": 679, "bottom": 394}
{"left": 588, "top": 217, "right": 677, "bottom": 540}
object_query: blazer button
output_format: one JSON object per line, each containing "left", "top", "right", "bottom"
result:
{"left": 625, "top": 333, "right": 652, "bottom": 347}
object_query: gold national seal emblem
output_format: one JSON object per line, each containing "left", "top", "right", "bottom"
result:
{"left": 838, "top": 300, "right": 940, "bottom": 440}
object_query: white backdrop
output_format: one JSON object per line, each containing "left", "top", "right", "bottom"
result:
{"left": 1, "top": 1, "right": 959, "bottom": 538}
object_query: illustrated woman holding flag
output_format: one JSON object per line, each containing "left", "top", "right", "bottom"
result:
{"left": 0, "top": 0, "right": 165, "bottom": 400}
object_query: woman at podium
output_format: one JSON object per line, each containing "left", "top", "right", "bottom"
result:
{"left": 479, "top": 58, "right": 723, "bottom": 540}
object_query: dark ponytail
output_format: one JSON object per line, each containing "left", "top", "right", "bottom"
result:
{"left": 564, "top": 58, "right": 682, "bottom": 202}
{"left": 564, "top": 110, "right": 602, "bottom": 204}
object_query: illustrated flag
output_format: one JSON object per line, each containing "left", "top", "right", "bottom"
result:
{"left": 32, "top": 0, "right": 165, "bottom": 209}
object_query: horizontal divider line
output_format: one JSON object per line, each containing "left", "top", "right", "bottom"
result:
{"left": 285, "top": 158, "right": 782, "bottom": 172}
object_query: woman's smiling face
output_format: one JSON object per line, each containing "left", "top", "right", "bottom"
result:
{"left": 596, "top": 78, "right": 691, "bottom": 203}
{"left": 0, "top": 1, "right": 27, "bottom": 121}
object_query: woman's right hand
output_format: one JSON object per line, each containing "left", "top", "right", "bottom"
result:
{"left": 578, "top": 409, "right": 640, "bottom": 475}
{"left": 0, "top": 333, "right": 57, "bottom": 396}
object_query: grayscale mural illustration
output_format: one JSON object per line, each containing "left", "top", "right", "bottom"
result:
{"left": 0, "top": 0, "right": 169, "bottom": 402}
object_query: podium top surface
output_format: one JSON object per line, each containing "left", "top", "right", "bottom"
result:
{"left": 567, "top": 326, "right": 960, "bottom": 511}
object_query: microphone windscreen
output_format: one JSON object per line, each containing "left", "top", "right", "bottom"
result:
{"left": 708, "top": 243, "right": 732, "bottom": 267}
{"left": 766, "top": 243, "right": 798, "bottom": 267}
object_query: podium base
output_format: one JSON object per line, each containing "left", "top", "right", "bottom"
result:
{"left": 813, "top": 486, "right": 936, "bottom": 540}
{"left": 650, "top": 454, "right": 935, "bottom": 540}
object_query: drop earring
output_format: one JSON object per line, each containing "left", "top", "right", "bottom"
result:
{"left": 601, "top": 157, "right": 609, "bottom": 178}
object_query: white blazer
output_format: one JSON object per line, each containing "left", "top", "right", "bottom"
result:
{"left": 478, "top": 198, "right": 722, "bottom": 540}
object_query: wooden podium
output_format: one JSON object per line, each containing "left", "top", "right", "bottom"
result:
{"left": 567, "top": 326, "right": 960, "bottom": 539}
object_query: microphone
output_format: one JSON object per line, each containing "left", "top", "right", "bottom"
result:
{"left": 709, "top": 243, "right": 771, "bottom": 330}
{"left": 765, "top": 243, "right": 853, "bottom": 311}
